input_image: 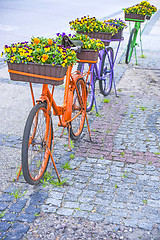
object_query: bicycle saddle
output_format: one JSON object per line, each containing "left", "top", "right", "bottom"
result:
{"left": 61, "top": 35, "right": 83, "bottom": 48}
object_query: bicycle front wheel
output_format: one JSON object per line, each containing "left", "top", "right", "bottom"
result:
{"left": 77, "top": 62, "right": 94, "bottom": 112}
{"left": 69, "top": 77, "right": 86, "bottom": 140}
{"left": 22, "top": 102, "right": 53, "bottom": 185}
{"left": 125, "top": 28, "right": 137, "bottom": 64}
{"left": 99, "top": 47, "right": 113, "bottom": 96}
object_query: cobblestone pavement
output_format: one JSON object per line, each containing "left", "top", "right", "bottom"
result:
{"left": 0, "top": 7, "right": 160, "bottom": 240}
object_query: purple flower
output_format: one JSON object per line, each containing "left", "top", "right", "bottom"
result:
{"left": 56, "top": 33, "right": 60, "bottom": 36}
{"left": 62, "top": 32, "right": 66, "bottom": 37}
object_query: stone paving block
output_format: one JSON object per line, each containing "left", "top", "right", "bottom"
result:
{"left": 0, "top": 194, "right": 14, "bottom": 202}
{"left": 25, "top": 205, "right": 40, "bottom": 215}
{"left": 79, "top": 203, "right": 94, "bottom": 211}
{"left": 0, "top": 231, "right": 6, "bottom": 239}
{"left": 49, "top": 191, "right": 64, "bottom": 200}
{"left": 2, "top": 212, "right": 18, "bottom": 222}
{"left": 0, "top": 202, "right": 9, "bottom": 211}
{"left": 17, "top": 213, "right": 35, "bottom": 223}
{"left": 88, "top": 212, "right": 104, "bottom": 222}
{"left": 29, "top": 191, "right": 48, "bottom": 205}
{"left": 124, "top": 219, "right": 138, "bottom": 228}
{"left": 45, "top": 198, "right": 61, "bottom": 207}
{"left": 79, "top": 196, "right": 94, "bottom": 204}
{"left": 63, "top": 201, "right": 79, "bottom": 209}
{"left": 41, "top": 205, "right": 57, "bottom": 213}
{"left": 138, "top": 221, "right": 153, "bottom": 231}
{"left": 73, "top": 210, "right": 89, "bottom": 219}
{"left": 56, "top": 208, "right": 74, "bottom": 216}
{"left": 0, "top": 222, "right": 11, "bottom": 231}
{"left": 89, "top": 178, "right": 104, "bottom": 185}
{"left": 9, "top": 199, "right": 27, "bottom": 213}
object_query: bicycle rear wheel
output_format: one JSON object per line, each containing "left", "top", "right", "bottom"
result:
{"left": 99, "top": 47, "right": 113, "bottom": 96}
{"left": 69, "top": 77, "right": 86, "bottom": 140}
{"left": 125, "top": 28, "right": 137, "bottom": 64}
{"left": 22, "top": 102, "right": 53, "bottom": 185}
{"left": 77, "top": 63, "right": 94, "bottom": 112}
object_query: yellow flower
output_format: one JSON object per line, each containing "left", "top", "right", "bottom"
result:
{"left": 41, "top": 54, "right": 48, "bottom": 62}
{"left": 44, "top": 47, "right": 50, "bottom": 52}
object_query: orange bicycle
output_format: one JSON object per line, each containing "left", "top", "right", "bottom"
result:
{"left": 7, "top": 37, "right": 97, "bottom": 185}
{"left": 20, "top": 64, "right": 90, "bottom": 185}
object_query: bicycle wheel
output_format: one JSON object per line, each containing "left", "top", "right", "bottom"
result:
{"left": 99, "top": 47, "right": 113, "bottom": 96}
{"left": 77, "top": 63, "right": 94, "bottom": 112}
{"left": 125, "top": 28, "right": 137, "bottom": 64}
{"left": 69, "top": 77, "right": 86, "bottom": 140}
{"left": 22, "top": 102, "right": 53, "bottom": 185}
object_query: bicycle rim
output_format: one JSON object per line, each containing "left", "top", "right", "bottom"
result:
{"left": 77, "top": 62, "right": 94, "bottom": 112}
{"left": 22, "top": 102, "right": 53, "bottom": 185}
{"left": 69, "top": 77, "right": 86, "bottom": 140}
{"left": 99, "top": 47, "right": 113, "bottom": 96}
{"left": 125, "top": 28, "right": 137, "bottom": 64}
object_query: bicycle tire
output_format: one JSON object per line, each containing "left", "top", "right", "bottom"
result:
{"left": 125, "top": 28, "right": 137, "bottom": 64}
{"left": 99, "top": 47, "right": 113, "bottom": 96}
{"left": 22, "top": 102, "right": 53, "bottom": 185}
{"left": 69, "top": 77, "right": 86, "bottom": 140}
{"left": 77, "top": 63, "right": 94, "bottom": 112}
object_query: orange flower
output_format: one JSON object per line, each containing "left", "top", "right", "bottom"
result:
{"left": 33, "top": 38, "right": 40, "bottom": 44}
{"left": 41, "top": 54, "right": 48, "bottom": 62}
{"left": 47, "top": 39, "right": 53, "bottom": 45}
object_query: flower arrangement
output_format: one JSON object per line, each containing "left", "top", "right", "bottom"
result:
{"left": 124, "top": 1, "right": 157, "bottom": 17}
{"left": 139, "top": 1, "right": 157, "bottom": 16}
{"left": 70, "top": 16, "right": 118, "bottom": 36}
{"left": 1, "top": 37, "right": 78, "bottom": 67}
{"left": 56, "top": 33, "right": 105, "bottom": 51}
{"left": 71, "top": 34, "right": 105, "bottom": 50}
{"left": 106, "top": 18, "right": 127, "bottom": 31}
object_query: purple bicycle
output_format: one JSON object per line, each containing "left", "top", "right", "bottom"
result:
{"left": 78, "top": 38, "right": 123, "bottom": 112}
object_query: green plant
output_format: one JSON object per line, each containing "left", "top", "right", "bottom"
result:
{"left": 70, "top": 140, "right": 74, "bottom": 148}
{"left": 41, "top": 171, "right": 68, "bottom": 187}
{"left": 143, "top": 199, "right": 148, "bottom": 204}
{"left": 70, "top": 154, "right": 75, "bottom": 159}
{"left": 0, "top": 212, "right": 5, "bottom": 218}
{"left": 10, "top": 188, "right": 27, "bottom": 199}
{"left": 124, "top": 1, "right": 157, "bottom": 16}
{"left": 70, "top": 16, "right": 118, "bottom": 35}
{"left": 2, "top": 37, "right": 77, "bottom": 67}
{"left": 103, "top": 98, "right": 110, "bottom": 103}
{"left": 61, "top": 161, "right": 72, "bottom": 170}
{"left": 140, "top": 106, "right": 147, "bottom": 111}
{"left": 106, "top": 18, "right": 127, "bottom": 31}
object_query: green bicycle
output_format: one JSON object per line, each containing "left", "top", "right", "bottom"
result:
{"left": 125, "top": 20, "right": 144, "bottom": 64}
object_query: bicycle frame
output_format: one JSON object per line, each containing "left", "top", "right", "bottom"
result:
{"left": 31, "top": 65, "right": 85, "bottom": 128}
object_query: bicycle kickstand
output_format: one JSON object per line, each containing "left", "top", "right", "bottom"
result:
{"left": 85, "top": 113, "right": 92, "bottom": 141}
{"left": 47, "top": 147, "right": 61, "bottom": 183}
{"left": 16, "top": 165, "right": 22, "bottom": 181}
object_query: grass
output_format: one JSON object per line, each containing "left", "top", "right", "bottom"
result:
{"left": 10, "top": 188, "right": 27, "bottom": 199}
{"left": 70, "top": 154, "right": 75, "bottom": 159}
{"left": 41, "top": 171, "right": 68, "bottom": 187}
{"left": 61, "top": 161, "right": 72, "bottom": 170}
{"left": 103, "top": 98, "right": 110, "bottom": 103}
